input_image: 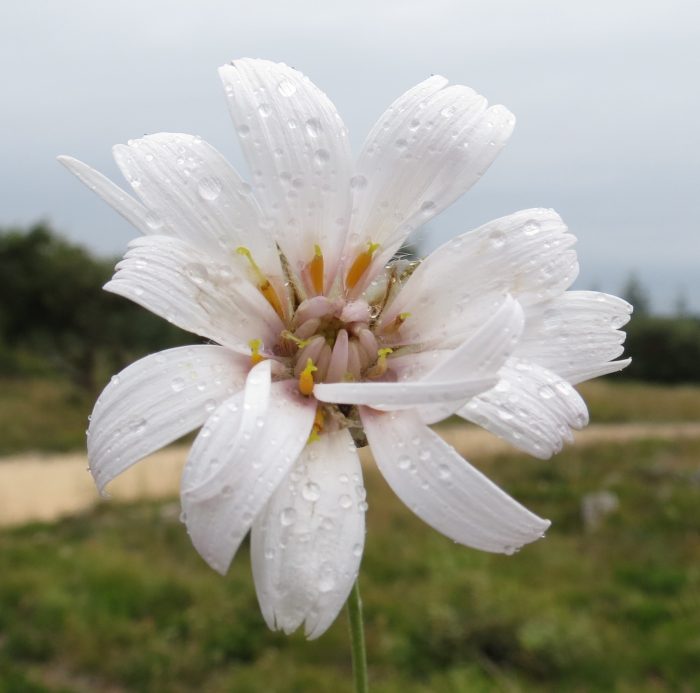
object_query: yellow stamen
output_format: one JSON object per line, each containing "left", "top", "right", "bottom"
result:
{"left": 307, "top": 244, "right": 324, "bottom": 295}
{"left": 345, "top": 241, "right": 380, "bottom": 290}
{"left": 248, "top": 338, "right": 264, "bottom": 366}
{"left": 281, "top": 330, "right": 311, "bottom": 349}
{"left": 237, "top": 246, "right": 286, "bottom": 321}
{"left": 366, "top": 347, "right": 393, "bottom": 379}
{"left": 386, "top": 311, "right": 411, "bottom": 333}
{"left": 298, "top": 358, "right": 318, "bottom": 396}
{"left": 308, "top": 407, "right": 325, "bottom": 443}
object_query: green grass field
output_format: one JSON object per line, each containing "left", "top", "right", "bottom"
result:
{"left": 1, "top": 377, "right": 699, "bottom": 691}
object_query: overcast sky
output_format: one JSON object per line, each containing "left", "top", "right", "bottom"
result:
{"left": 1, "top": 0, "right": 698, "bottom": 312}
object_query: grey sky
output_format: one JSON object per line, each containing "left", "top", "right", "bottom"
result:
{"left": 2, "top": 0, "right": 698, "bottom": 312}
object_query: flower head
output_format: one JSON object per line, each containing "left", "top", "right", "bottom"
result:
{"left": 60, "top": 59, "right": 630, "bottom": 638}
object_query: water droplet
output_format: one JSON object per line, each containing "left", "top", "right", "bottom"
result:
{"left": 305, "top": 118, "right": 322, "bottom": 137}
{"left": 538, "top": 385, "right": 555, "bottom": 400}
{"left": 420, "top": 200, "right": 436, "bottom": 215}
{"left": 490, "top": 229, "right": 506, "bottom": 248}
{"left": 185, "top": 262, "right": 209, "bottom": 284}
{"left": 258, "top": 103, "right": 272, "bottom": 117}
{"left": 440, "top": 105, "right": 456, "bottom": 118}
{"left": 314, "top": 149, "right": 330, "bottom": 166}
{"left": 279, "top": 507, "right": 297, "bottom": 526}
{"left": 339, "top": 494, "right": 353, "bottom": 509}
{"left": 264, "top": 547, "right": 275, "bottom": 560}
{"left": 221, "top": 484, "right": 233, "bottom": 497}
{"left": 129, "top": 418, "right": 147, "bottom": 434}
{"left": 352, "top": 543, "right": 363, "bottom": 557}
{"left": 171, "top": 377, "right": 185, "bottom": 392}
{"left": 523, "top": 220, "right": 541, "bottom": 236}
{"left": 318, "top": 562, "right": 336, "bottom": 593}
{"left": 302, "top": 482, "right": 321, "bottom": 502}
{"left": 350, "top": 174, "right": 367, "bottom": 190}
{"left": 397, "top": 455, "right": 412, "bottom": 470}
{"left": 418, "top": 449, "right": 431, "bottom": 462}
{"left": 237, "top": 123, "right": 251, "bottom": 138}
{"left": 277, "top": 79, "right": 297, "bottom": 97}
{"left": 395, "top": 138, "right": 408, "bottom": 150}
{"left": 198, "top": 176, "right": 222, "bottom": 200}
{"left": 204, "top": 399, "right": 217, "bottom": 413}
{"left": 145, "top": 211, "right": 163, "bottom": 230}
{"left": 408, "top": 118, "right": 420, "bottom": 131}
{"left": 437, "top": 464, "right": 451, "bottom": 480}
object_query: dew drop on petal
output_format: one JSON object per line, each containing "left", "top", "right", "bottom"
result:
{"left": 397, "top": 455, "right": 412, "bottom": 470}
{"left": 145, "top": 211, "right": 163, "bottom": 230}
{"left": 277, "top": 79, "right": 297, "bottom": 97}
{"left": 198, "top": 176, "right": 222, "bottom": 200}
{"left": 339, "top": 494, "right": 353, "bottom": 510}
{"left": 302, "top": 482, "right": 321, "bottom": 502}
{"left": 350, "top": 175, "right": 367, "bottom": 190}
{"left": 279, "top": 507, "right": 297, "bottom": 526}
{"left": 305, "top": 118, "right": 322, "bottom": 137}
{"left": 185, "top": 263, "right": 209, "bottom": 284}
{"left": 171, "top": 377, "right": 185, "bottom": 392}
{"left": 352, "top": 543, "right": 363, "bottom": 557}
{"left": 318, "top": 562, "right": 337, "bottom": 593}
{"left": 258, "top": 103, "right": 272, "bottom": 117}
{"left": 237, "top": 123, "right": 251, "bottom": 138}
{"left": 314, "top": 149, "right": 330, "bottom": 166}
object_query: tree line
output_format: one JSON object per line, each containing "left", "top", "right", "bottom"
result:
{"left": 1, "top": 224, "right": 698, "bottom": 389}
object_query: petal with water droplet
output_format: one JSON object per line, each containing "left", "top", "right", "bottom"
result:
{"left": 181, "top": 365, "right": 317, "bottom": 575}
{"left": 361, "top": 407, "right": 549, "bottom": 552}
{"left": 88, "top": 345, "right": 249, "bottom": 493}
{"left": 251, "top": 429, "right": 365, "bottom": 639}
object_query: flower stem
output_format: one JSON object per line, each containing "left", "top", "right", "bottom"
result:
{"left": 347, "top": 579, "right": 369, "bottom": 692}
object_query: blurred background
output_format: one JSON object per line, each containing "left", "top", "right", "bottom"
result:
{"left": 1, "top": 1, "right": 699, "bottom": 691}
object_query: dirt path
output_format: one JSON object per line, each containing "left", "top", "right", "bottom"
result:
{"left": 2, "top": 422, "right": 700, "bottom": 528}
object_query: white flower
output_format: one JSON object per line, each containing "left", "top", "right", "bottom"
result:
{"left": 59, "top": 58, "right": 630, "bottom": 638}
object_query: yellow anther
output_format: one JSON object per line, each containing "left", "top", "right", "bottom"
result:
{"left": 281, "top": 330, "right": 311, "bottom": 349}
{"left": 308, "top": 407, "right": 325, "bottom": 443}
{"left": 366, "top": 347, "right": 393, "bottom": 379}
{"left": 387, "top": 311, "right": 411, "bottom": 333}
{"left": 237, "top": 246, "right": 286, "bottom": 321}
{"left": 248, "top": 338, "right": 265, "bottom": 366}
{"left": 307, "top": 244, "right": 325, "bottom": 295}
{"left": 298, "top": 358, "right": 318, "bottom": 397}
{"left": 345, "top": 241, "right": 380, "bottom": 290}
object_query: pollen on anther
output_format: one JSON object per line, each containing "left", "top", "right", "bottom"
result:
{"left": 298, "top": 358, "right": 318, "bottom": 396}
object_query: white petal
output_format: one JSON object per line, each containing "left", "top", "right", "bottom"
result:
{"left": 87, "top": 345, "right": 249, "bottom": 493}
{"left": 181, "top": 365, "right": 317, "bottom": 575}
{"left": 58, "top": 155, "right": 153, "bottom": 235}
{"left": 105, "top": 235, "right": 284, "bottom": 354}
{"left": 460, "top": 359, "right": 589, "bottom": 459}
{"left": 361, "top": 408, "right": 549, "bottom": 552}
{"left": 251, "top": 429, "right": 365, "bottom": 639}
{"left": 220, "top": 59, "right": 353, "bottom": 288}
{"left": 346, "top": 76, "right": 514, "bottom": 291}
{"left": 317, "top": 295, "right": 523, "bottom": 412}
{"left": 314, "top": 378, "right": 496, "bottom": 409}
{"left": 517, "top": 291, "right": 632, "bottom": 384}
{"left": 112, "top": 133, "right": 282, "bottom": 274}
{"left": 381, "top": 209, "right": 578, "bottom": 348}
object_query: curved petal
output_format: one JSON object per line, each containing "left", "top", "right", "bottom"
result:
{"left": 105, "top": 235, "right": 284, "bottom": 354}
{"left": 219, "top": 59, "right": 353, "bottom": 289}
{"left": 517, "top": 291, "right": 632, "bottom": 384}
{"left": 112, "top": 133, "right": 282, "bottom": 274}
{"left": 346, "top": 76, "right": 515, "bottom": 292}
{"left": 251, "top": 428, "right": 365, "bottom": 639}
{"left": 181, "top": 365, "right": 317, "bottom": 575}
{"left": 361, "top": 408, "right": 549, "bottom": 553}
{"left": 58, "top": 155, "right": 154, "bottom": 235}
{"left": 381, "top": 208, "right": 578, "bottom": 348}
{"left": 87, "top": 345, "right": 249, "bottom": 493}
{"left": 315, "top": 296, "right": 523, "bottom": 410}
{"left": 459, "top": 359, "right": 589, "bottom": 459}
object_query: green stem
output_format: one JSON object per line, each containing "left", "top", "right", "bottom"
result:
{"left": 347, "top": 579, "right": 369, "bottom": 693}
